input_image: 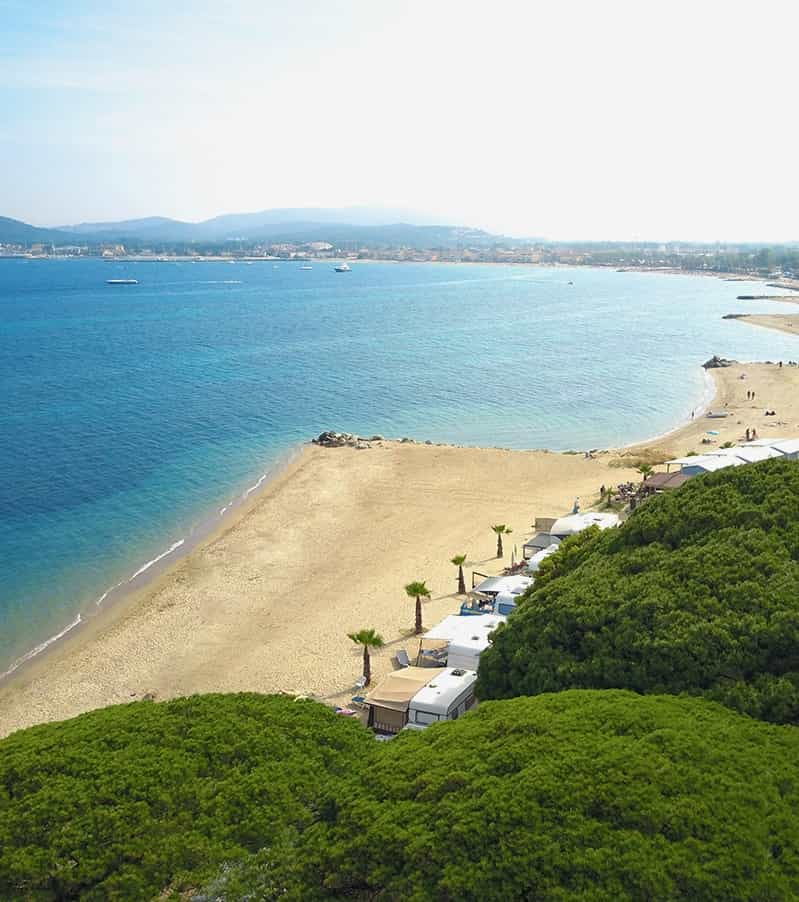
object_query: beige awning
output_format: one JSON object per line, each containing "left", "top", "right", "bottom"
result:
{"left": 365, "top": 666, "right": 434, "bottom": 713}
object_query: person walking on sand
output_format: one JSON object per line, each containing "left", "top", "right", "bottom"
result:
{"left": 573, "top": 497, "right": 580, "bottom": 514}
{"left": 745, "top": 428, "right": 750, "bottom": 442}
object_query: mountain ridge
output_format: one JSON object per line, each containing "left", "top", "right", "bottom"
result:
{"left": 1, "top": 207, "right": 503, "bottom": 248}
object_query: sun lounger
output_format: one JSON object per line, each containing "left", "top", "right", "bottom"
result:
{"left": 354, "top": 675, "right": 367, "bottom": 690}
{"left": 395, "top": 649, "right": 410, "bottom": 668}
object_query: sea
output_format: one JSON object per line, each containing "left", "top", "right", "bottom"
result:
{"left": 1, "top": 258, "right": 798, "bottom": 677}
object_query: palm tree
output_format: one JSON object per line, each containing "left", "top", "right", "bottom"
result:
{"left": 347, "top": 628, "right": 385, "bottom": 686}
{"left": 404, "top": 580, "right": 431, "bottom": 634}
{"left": 451, "top": 554, "right": 467, "bottom": 595}
{"left": 491, "top": 524, "right": 513, "bottom": 558}
{"left": 637, "top": 463, "right": 654, "bottom": 481}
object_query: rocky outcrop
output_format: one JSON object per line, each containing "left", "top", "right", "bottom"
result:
{"left": 703, "top": 355, "right": 737, "bottom": 369}
{"left": 312, "top": 431, "right": 372, "bottom": 449}
{"left": 722, "top": 314, "right": 746, "bottom": 320}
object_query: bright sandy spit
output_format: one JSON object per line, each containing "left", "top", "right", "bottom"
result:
{"left": 1, "top": 362, "right": 799, "bottom": 737}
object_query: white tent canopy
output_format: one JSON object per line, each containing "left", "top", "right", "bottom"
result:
{"left": 550, "top": 512, "right": 620, "bottom": 538}
{"left": 667, "top": 454, "right": 743, "bottom": 472}
{"left": 473, "top": 575, "right": 532, "bottom": 596}
{"left": 525, "top": 543, "right": 560, "bottom": 573}
{"left": 707, "top": 446, "right": 783, "bottom": 463}
{"left": 423, "top": 613, "right": 506, "bottom": 646}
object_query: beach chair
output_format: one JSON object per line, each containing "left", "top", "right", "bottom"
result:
{"left": 395, "top": 649, "right": 410, "bottom": 668}
{"left": 354, "top": 675, "right": 367, "bottom": 690}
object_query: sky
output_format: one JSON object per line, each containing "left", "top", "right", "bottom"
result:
{"left": 1, "top": 0, "right": 797, "bottom": 241}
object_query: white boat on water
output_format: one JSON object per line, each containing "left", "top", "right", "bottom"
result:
{"left": 106, "top": 279, "right": 138, "bottom": 285}
{"left": 301, "top": 264, "right": 313, "bottom": 270}
{"left": 334, "top": 262, "right": 351, "bottom": 272}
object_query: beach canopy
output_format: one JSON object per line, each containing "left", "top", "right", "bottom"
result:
{"left": 550, "top": 512, "right": 620, "bottom": 538}
{"left": 422, "top": 613, "right": 507, "bottom": 646}
{"left": 707, "top": 430, "right": 720, "bottom": 435}
{"left": 676, "top": 455, "right": 743, "bottom": 473}
{"left": 365, "top": 667, "right": 434, "bottom": 713}
{"left": 708, "top": 446, "right": 783, "bottom": 463}
{"left": 473, "top": 575, "right": 532, "bottom": 596}
{"left": 523, "top": 532, "right": 561, "bottom": 555}
{"left": 643, "top": 472, "right": 691, "bottom": 491}
{"left": 525, "top": 543, "right": 560, "bottom": 572}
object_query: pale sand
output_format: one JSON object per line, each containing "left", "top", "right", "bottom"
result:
{"left": 728, "top": 293, "right": 799, "bottom": 338}
{"left": 735, "top": 315, "right": 799, "bottom": 338}
{"left": 2, "top": 363, "right": 799, "bottom": 737}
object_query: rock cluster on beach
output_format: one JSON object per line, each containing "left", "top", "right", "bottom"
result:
{"left": 312, "top": 431, "right": 380, "bottom": 449}
{"left": 703, "top": 355, "right": 737, "bottom": 369}
{"left": 312, "top": 431, "right": 440, "bottom": 449}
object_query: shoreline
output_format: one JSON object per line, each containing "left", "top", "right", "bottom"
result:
{"left": 0, "top": 445, "right": 306, "bottom": 686}
{"left": 0, "top": 361, "right": 717, "bottom": 689}
{"left": 4, "top": 362, "right": 799, "bottom": 737}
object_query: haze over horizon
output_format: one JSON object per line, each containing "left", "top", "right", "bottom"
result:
{"left": 2, "top": 0, "right": 797, "bottom": 242}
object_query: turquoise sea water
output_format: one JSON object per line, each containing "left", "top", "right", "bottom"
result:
{"left": 1, "top": 259, "right": 798, "bottom": 675}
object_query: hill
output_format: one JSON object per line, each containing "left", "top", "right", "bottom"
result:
{"left": 2, "top": 207, "right": 503, "bottom": 248}
{"left": 0, "top": 216, "right": 76, "bottom": 245}
{"left": 288, "top": 691, "right": 799, "bottom": 901}
{"left": 477, "top": 457, "right": 799, "bottom": 723}
{"left": 0, "top": 694, "right": 371, "bottom": 899}
{"left": 56, "top": 208, "right": 499, "bottom": 247}
{"left": 2, "top": 691, "right": 798, "bottom": 900}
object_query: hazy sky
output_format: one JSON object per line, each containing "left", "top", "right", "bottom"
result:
{"left": 1, "top": 0, "right": 797, "bottom": 240}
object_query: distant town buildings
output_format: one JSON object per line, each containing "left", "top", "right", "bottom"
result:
{"left": 0, "top": 236, "right": 795, "bottom": 279}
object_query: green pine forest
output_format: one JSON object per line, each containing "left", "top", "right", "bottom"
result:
{"left": 2, "top": 460, "right": 799, "bottom": 899}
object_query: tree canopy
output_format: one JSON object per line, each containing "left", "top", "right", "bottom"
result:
{"left": 477, "top": 459, "right": 799, "bottom": 723}
{"left": 226, "top": 691, "right": 799, "bottom": 901}
{"left": 0, "top": 693, "right": 371, "bottom": 900}
{"left": 3, "top": 690, "right": 799, "bottom": 900}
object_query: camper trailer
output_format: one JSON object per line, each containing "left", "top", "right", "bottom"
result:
{"left": 418, "top": 613, "right": 506, "bottom": 669}
{"left": 404, "top": 668, "right": 477, "bottom": 730}
{"left": 364, "top": 666, "right": 477, "bottom": 734}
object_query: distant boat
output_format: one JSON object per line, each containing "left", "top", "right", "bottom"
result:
{"left": 334, "top": 263, "right": 352, "bottom": 272}
{"left": 301, "top": 264, "right": 313, "bottom": 270}
{"left": 106, "top": 279, "right": 138, "bottom": 285}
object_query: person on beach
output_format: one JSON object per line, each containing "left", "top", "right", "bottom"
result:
{"left": 745, "top": 428, "right": 750, "bottom": 441}
{"left": 573, "top": 497, "right": 580, "bottom": 514}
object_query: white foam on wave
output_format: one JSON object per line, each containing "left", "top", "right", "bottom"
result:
{"left": 128, "top": 539, "right": 186, "bottom": 582}
{"left": 244, "top": 471, "right": 270, "bottom": 497}
{"left": 2, "top": 446, "right": 304, "bottom": 683}
{"left": 95, "top": 580, "right": 124, "bottom": 606}
{"left": 0, "top": 612, "right": 83, "bottom": 680}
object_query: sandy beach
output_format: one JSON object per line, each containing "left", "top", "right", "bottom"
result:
{"left": 2, "top": 362, "right": 799, "bottom": 737}
{"left": 734, "top": 315, "right": 799, "bottom": 338}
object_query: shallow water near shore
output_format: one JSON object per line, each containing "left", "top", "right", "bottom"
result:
{"left": 1, "top": 259, "right": 797, "bottom": 674}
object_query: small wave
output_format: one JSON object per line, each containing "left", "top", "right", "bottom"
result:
{"left": 95, "top": 580, "right": 125, "bottom": 607}
{"left": 0, "top": 613, "right": 83, "bottom": 680}
{"left": 128, "top": 539, "right": 186, "bottom": 582}
{"left": 244, "top": 471, "right": 271, "bottom": 497}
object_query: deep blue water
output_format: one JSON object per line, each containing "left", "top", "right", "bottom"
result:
{"left": 1, "top": 258, "right": 798, "bottom": 673}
